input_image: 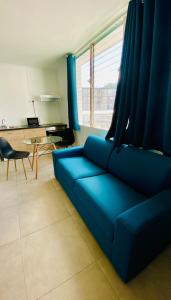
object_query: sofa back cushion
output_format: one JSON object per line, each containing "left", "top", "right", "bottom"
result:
{"left": 108, "top": 146, "right": 171, "bottom": 196}
{"left": 84, "top": 135, "right": 114, "bottom": 169}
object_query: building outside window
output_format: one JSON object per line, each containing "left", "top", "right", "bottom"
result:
{"left": 76, "top": 50, "right": 90, "bottom": 126}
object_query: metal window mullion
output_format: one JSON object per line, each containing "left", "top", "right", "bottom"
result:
{"left": 90, "top": 44, "right": 94, "bottom": 127}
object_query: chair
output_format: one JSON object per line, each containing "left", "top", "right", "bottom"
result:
{"left": 0, "top": 137, "right": 32, "bottom": 180}
{"left": 55, "top": 128, "right": 75, "bottom": 147}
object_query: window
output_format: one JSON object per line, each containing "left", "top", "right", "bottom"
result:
{"left": 76, "top": 22, "right": 125, "bottom": 129}
{"left": 76, "top": 50, "right": 90, "bottom": 126}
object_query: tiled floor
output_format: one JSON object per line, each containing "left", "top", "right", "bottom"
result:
{"left": 0, "top": 155, "right": 170, "bottom": 300}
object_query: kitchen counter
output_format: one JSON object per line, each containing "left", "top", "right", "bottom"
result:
{"left": 0, "top": 123, "right": 67, "bottom": 152}
{"left": 0, "top": 123, "right": 67, "bottom": 131}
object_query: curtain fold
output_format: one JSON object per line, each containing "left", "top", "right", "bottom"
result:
{"left": 132, "top": 0, "right": 155, "bottom": 146}
{"left": 143, "top": 0, "right": 171, "bottom": 150}
{"left": 67, "top": 55, "right": 80, "bottom": 131}
{"left": 163, "top": 68, "right": 171, "bottom": 155}
{"left": 106, "top": 2, "right": 134, "bottom": 141}
{"left": 106, "top": 0, "right": 171, "bottom": 154}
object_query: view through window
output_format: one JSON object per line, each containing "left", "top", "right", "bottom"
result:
{"left": 76, "top": 22, "right": 125, "bottom": 130}
{"left": 76, "top": 50, "right": 90, "bottom": 126}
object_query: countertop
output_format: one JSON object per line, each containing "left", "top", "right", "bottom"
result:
{"left": 0, "top": 123, "right": 67, "bottom": 131}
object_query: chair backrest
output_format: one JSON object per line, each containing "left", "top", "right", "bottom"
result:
{"left": 49, "top": 128, "right": 75, "bottom": 144}
{"left": 63, "top": 128, "right": 75, "bottom": 144}
{"left": 0, "top": 137, "right": 14, "bottom": 158}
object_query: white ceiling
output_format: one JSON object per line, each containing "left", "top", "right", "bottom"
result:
{"left": 0, "top": 0, "right": 127, "bottom": 68}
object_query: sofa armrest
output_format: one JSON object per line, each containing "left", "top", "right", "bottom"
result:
{"left": 112, "top": 189, "right": 171, "bottom": 282}
{"left": 52, "top": 146, "right": 84, "bottom": 160}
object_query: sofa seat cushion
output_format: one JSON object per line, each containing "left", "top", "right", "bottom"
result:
{"left": 74, "top": 174, "right": 146, "bottom": 242}
{"left": 56, "top": 156, "right": 105, "bottom": 189}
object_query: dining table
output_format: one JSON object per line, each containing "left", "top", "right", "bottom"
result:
{"left": 24, "top": 135, "right": 62, "bottom": 179}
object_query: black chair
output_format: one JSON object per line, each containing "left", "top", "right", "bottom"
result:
{"left": 0, "top": 137, "right": 32, "bottom": 180}
{"left": 55, "top": 128, "right": 75, "bottom": 147}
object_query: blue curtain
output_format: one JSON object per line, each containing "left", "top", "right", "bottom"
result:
{"left": 106, "top": 0, "right": 171, "bottom": 154}
{"left": 67, "top": 55, "right": 80, "bottom": 131}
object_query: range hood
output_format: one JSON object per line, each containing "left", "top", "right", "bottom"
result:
{"left": 33, "top": 95, "right": 60, "bottom": 102}
{"left": 39, "top": 95, "right": 60, "bottom": 102}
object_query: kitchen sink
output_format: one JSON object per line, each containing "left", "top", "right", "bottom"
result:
{"left": 0, "top": 126, "right": 8, "bottom": 130}
{"left": 0, "top": 126, "right": 16, "bottom": 130}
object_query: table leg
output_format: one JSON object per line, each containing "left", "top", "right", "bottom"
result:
{"left": 52, "top": 143, "right": 56, "bottom": 150}
{"left": 32, "top": 144, "right": 36, "bottom": 170}
{"left": 35, "top": 145, "right": 39, "bottom": 180}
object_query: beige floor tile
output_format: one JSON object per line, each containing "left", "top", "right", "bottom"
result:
{"left": 0, "top": 241, "right": 27, "bottom": 300}
{"left": 15, "top": 159, "right": 33, "bottom": 181}
{"left": 0, "top": 206, "right": 20, "bottom": 246}
{"left": 52, "top": 189, "right": 76, "bottom": 208}
{"left": 19, "top": 191, "right": 69, "bottom": 236}
{"left": 18, "top": 176, "right": 53, "bottom": 189}
{"left": 34, "top": 182, "right": 76, "bottom": 216}
{"left": 39, "top": 263, "right": 118, "bottom": 300}
{"left": 72, "top": 213, "right": 104, "bottom": 261}
{"left": 1, "top": 153, "right": 170, "bottom": 300}
{"left": 15, "top": 155, "right": 52, "bottom": 182}
{"left": 0, "top": 181, "right": 18, "bottom": 209}
{"left": 50, "top": 178, "right": 63, "bottom": 191}
{"left": 56, "top": 189, "right": 78, "bottom": 215}
{"left": 17, "top": 179, "right": 56, "bottom": 204}
{"left": 98, "top": 256, "right": 165, "bottom": 300}
{"left": 0, "top": 162, "right": 17, "bottom": 183}
{"left": 144, "top": 246, "right": 171, "bottom": 300}
{"left": 22, "top": 217, "right": 94, "bottom": 300}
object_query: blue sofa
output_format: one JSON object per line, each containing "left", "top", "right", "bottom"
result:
{"left": 52, "top": 135, "right": 171, "bottom": 282}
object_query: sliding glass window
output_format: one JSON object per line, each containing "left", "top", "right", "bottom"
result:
{"left": 76, "top": 21, "right": 125, "bottom": 129}
{"left": 76, "top": 50, "right": 90, "bottom": 126}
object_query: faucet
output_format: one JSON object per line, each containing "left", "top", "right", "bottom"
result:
{"left": 1, "top": 119, "right": 7, "bottom": 128}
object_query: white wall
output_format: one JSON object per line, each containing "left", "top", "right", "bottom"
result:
{"left": 0, "top": 63, "right": 61, "bottom": 126}
{"left": 0, "top": 59, "right": 110, "bottom": 142}
{"left": 55, "top": 56, "right": 108, "bottom": 145}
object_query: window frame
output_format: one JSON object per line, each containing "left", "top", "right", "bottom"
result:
{"left": 76, "top": 15, "right": 126, "bottom": 130}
